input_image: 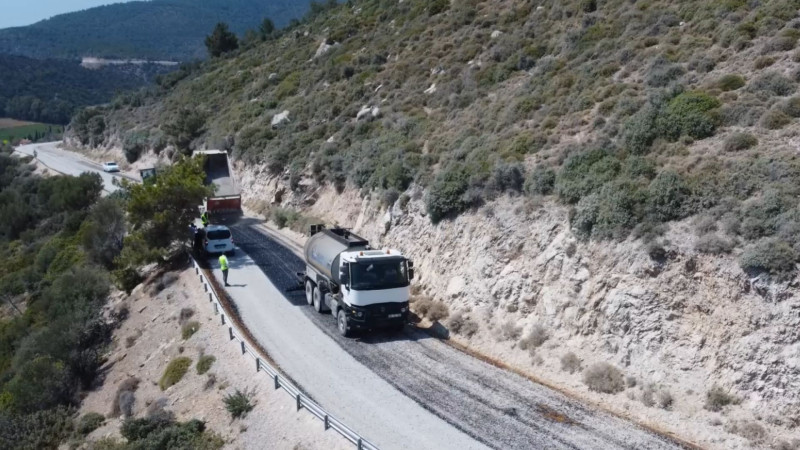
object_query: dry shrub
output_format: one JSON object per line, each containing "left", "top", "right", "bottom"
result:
{"left": 427, "top": 302, "right": 450, "bottom": 322}
{"left": 204, "top": 373, "right": 217, "bottom": 391}
{"left": 658, "top": 389, "right": 674, "bottom": 409}
{"left": 413, "top": 296, "right": 449, "bottom": 321}
{"left": 178, "top": 307, "right": 195, "bottom": 324}
{"left": 705, "top": 385, "right": 739, "bottom": 411}
{"left": 561, "top": 352, "right": 581, "bottom": 374}
{"left": 498, "top": 319, "right": 522, "bottom": 341}
{"left": 519, "top": 324, "right": 549, "bottom": 350}
{"left": 727, "top": 420, "right": 767, "bottom": 443}
{"left": 111, "top": 377, "right": 140, "bottom": 417}
{"left": 447, "top": 310, "right": 479, "bottom": 337}
{"left": 642, "top": 386, "right": 655, "bottom": 407}
{"left": 583, "top": 362, "right": 625, "bottom": 394}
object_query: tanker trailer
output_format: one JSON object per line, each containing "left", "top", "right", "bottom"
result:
{"left": 301, "top": 224, "right": 414, "bottom": 337}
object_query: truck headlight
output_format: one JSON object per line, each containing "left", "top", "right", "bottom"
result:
{"left": 401, "top": 307, "right": 408, "bottom": 313}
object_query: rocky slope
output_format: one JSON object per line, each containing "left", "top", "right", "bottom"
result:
{"left": 65, "top": 0, "right": 800, "bottom": 447}
{"left": 238, "top": 167, "right": 800, "bottom": 449}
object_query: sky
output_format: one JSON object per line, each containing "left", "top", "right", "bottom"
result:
{"left": 0, "top": 0, "right": 142, "bottom": 29}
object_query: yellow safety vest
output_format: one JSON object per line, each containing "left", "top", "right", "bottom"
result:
{"left": 219, "top": 255, "right": 228, "bottom": 270}
{"left": 201, "top": 212, "right": 209, "bottom": 225}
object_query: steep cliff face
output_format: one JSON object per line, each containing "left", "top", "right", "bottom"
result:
{"left": 237, "top": 162, "right": 800, "bottom": 448}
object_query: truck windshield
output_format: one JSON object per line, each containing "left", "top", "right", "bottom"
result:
{"left": 350, "top": 260, "right": 409, "bottom": 291}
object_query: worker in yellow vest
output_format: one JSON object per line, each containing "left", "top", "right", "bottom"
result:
{"left": 201, "top": 210, "right": 209, "bottom": 228}
{"left": 219, "top": 254, "right": 229, "bottom": 286}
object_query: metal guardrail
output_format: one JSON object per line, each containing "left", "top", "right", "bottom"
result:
{"left": 190, "top": 257, "right": 380, "bottom": 450}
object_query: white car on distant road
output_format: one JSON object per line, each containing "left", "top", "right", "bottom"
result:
{"left": 102, "top": 161, "right": 120, "bottom": 172}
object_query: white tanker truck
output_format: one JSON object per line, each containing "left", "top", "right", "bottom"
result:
{"left": 300, "top": 224, "right": 414, "bottom": 337}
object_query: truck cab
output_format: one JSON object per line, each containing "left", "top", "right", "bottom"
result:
{"left": 302, "top": 226, "right": 414, "bottom": 337}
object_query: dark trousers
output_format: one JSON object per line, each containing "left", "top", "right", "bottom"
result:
{"left": 222, "top": 269, "right": 228, "bottom": 285}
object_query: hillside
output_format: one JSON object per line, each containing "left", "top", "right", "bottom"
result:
{"left": 0, "top": 0, "right": 313, "bottom": 61}
{"left": 69, "top": 0, "right": 800, "bottom": 448}
{"left": 0, "top": 54, "right": 173, "bottom": 124}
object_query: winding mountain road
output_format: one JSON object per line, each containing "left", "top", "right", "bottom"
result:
{"left": 20, "top": 141, "right": 689, "bottom": 450}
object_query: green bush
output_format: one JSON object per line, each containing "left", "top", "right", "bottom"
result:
{"left": 428, "top": 0, "right": 450, "bottom": 15}
{"left": 753, "top": 56, "right": 776, "bottom": 69}
{"left": 555, "top": 147, "right": 621, "bottom": 203}
{"left": 122, "top": 131, "right": 148, "bottom": 163}
{"left": 488, "top": 163, "right": 525, "bottom": 194}
{"left": 426, "top": 164, "right": 471, "bottom": 223}
{"left": 223, "top": 388, "right": 255, "bottom": 419}
{"left": 723, "top": 133, "right": 758, "bottom": 152}
{"left": 0, "top": 406, "right": 75, "bottom": 450}
{"left": 717, "top": 74, "right": 745, "bottom": 91}
{"left": 181, "top": 321, "right": 200, "bottom": 340}
{"left": 196, "top": 355, "right": 216, "bottom": 375}
{"left": 646, "top": 58, "right": 685, "bottom": 87}
{"left": 524, "top": 166, "right": 556, "bottom": 195}
{"left": 159, "top": 357, "right": 192, "bottom": 390}
{"left": 571, "top": 180, "right": 646, "bottom": 239}
{"left": 739, "top": 237, "right": 797, "bottom": 276}
{"left": 121, "top": 416, "right": 223, "bottom": 449}
{"left": 657, "top": 91, "right": 721, "bottom": 140}
{"left": 77, "top": 412, "right": 105, "bottom": 435}
{"left": 646, "top": 171, "right": 689, "bottom": 222}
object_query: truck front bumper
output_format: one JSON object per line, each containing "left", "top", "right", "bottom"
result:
{"left": 346, "top": 301, "right": 409, "bottom": 329}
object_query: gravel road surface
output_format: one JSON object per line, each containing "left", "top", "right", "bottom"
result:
{"left": 212, "top": 218, "right": 687, "bottom": 450}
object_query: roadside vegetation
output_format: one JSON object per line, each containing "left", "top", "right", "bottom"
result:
{"left": 0, "top": 145, "right": 215, "bottom": 448}
{"left": 75, "top": 0, "right": 800, "bottom": 280}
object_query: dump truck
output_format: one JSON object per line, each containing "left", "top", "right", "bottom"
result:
{"left": 193, "top": 150, "right": 241, "bottom": 214}
{"left": 300, "top": 224, "right": 414, "bottom": 337}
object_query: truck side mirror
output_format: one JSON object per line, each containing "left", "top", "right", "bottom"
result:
{"left": 409, "top": 268, "right": 415, "bottom": 280}
{"left": 339, "top": 264, "right": 350, "bottom": 285}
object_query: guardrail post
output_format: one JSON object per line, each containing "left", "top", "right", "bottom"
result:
{"left": 296, "top": 394, "right": 302, "bottom": 411}
{"left": 213, "top": 303, "right": 218, "bottom": 314}
{"left": 204, "top": 283, "right": 208, "bottom": 292}
{"left": 228, "top": 327, "right": 234, "bottom": 341}
{"left": 221, "top": 314, "right": 226, "bottom": 325}
{"left": 255, "top": 357, "right": 260, "bottom": 372}
{"left": 358, "top": 438, "right": 363, "bottom": 450}
{"left": 199, "top": 274, "right": 204, "bottom": 283}
{"left": 240, "top": 341, "right": 246, "bottom": 355}
{"left": 324, "top": 415, "right": 329, "bottom": 430}
{"left": 208, "top": 293, "right": 212, "bottom": 302}
{"left": 195, "top": 267, "right": 198, "bottom": 274}
{"left": 274, "top": 375, "right": 280, "bottom": 390}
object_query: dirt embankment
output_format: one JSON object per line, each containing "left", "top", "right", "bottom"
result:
{"left": 237, "top": 163, "right": 800, "bottom": 450}
{"left": 79, "top": 266, "right": 348, "bottom": 450}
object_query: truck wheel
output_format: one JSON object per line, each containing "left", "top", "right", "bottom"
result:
{"left": 305, "top": 280, "right": 315, "bottom": 306}
{"left": 337, "top": 309, "right": 352, "bottom": 337}
{"left": 313, "top": 287, "right": 326, "bottom": 313}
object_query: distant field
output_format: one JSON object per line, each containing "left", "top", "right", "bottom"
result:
{"left": 0, "top": 118, "right": 35, "bottom": 128}
{"left": 0, "top": 118, "right": 62, "bottom": 143}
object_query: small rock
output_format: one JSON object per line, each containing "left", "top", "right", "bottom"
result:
{"left": 424, "top": 83, "right": 437, "bottom": 94}
{"left": 491, "top": 30, "right": 503, "bottom": 39}
{"left": 271, "top": 110, "right": 290, "bottom": 127}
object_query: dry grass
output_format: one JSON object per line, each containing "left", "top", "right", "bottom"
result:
{"left": 447, "top": 310, "right": 479, "bottom": 337}
{"left": 497, "top": 319, "right": 522, "bottom": 341}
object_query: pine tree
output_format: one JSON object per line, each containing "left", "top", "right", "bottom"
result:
{"left": 204, "top": 22, "right": 239, "bottom": 58}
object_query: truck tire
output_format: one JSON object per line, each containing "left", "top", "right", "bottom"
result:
{"left": 313, "top": 286, "right": 326, "bottom": 313}
{"left": 305, "top": 279, "right": 315, "bottom": 306}
{"left": 337, "top": 309, "right": 352, "bottom": 337}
